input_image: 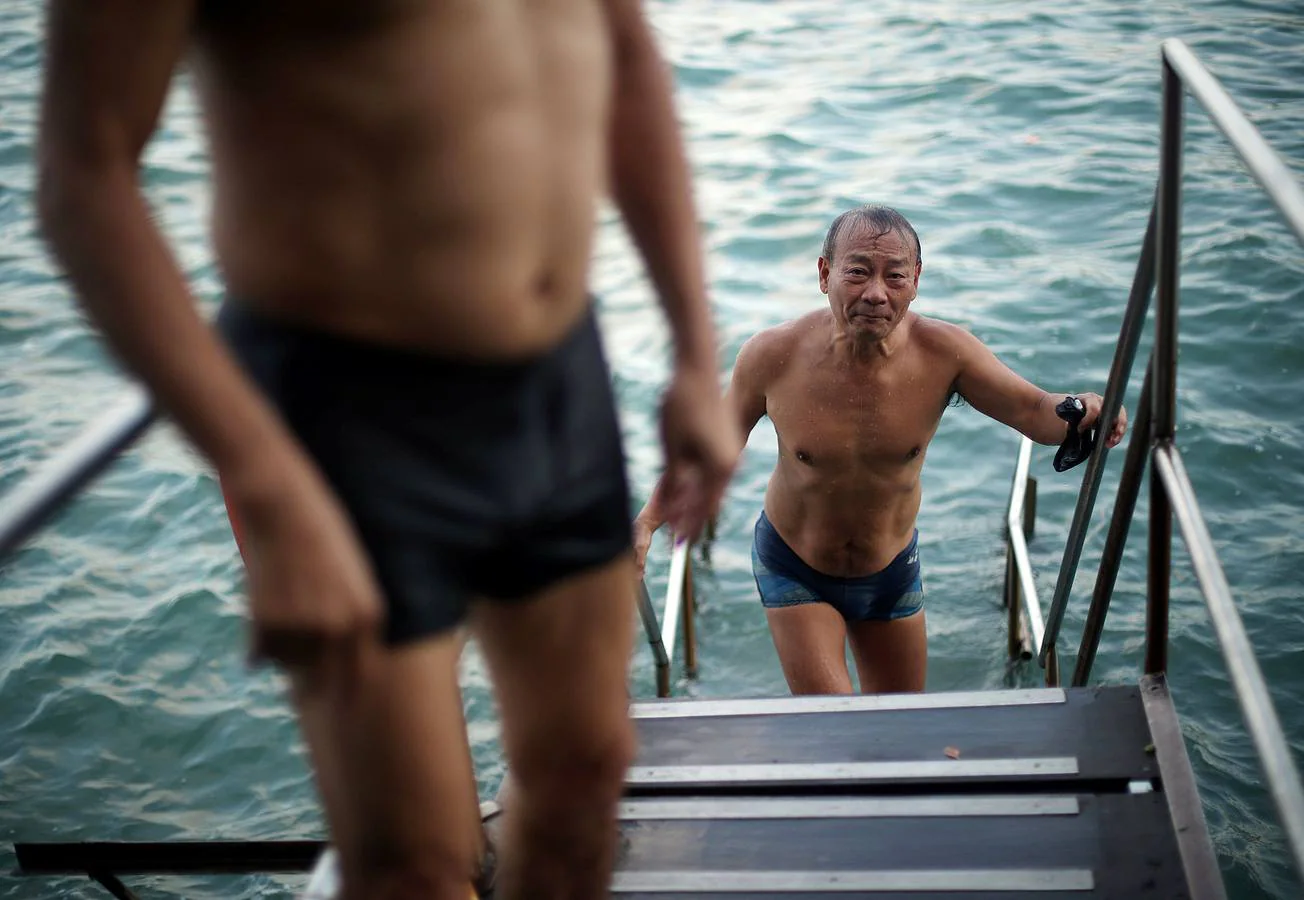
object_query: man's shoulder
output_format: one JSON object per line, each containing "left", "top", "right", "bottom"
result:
{"left": 908, "top": 313, "right": 982, "bottom": 353}
{"left": 754, "top": 310, "right": 824, "bottom": 355}
{"left": 735, "top": 310, "right": 826, "bottom": 379}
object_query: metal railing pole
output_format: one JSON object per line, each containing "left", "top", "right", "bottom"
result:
{"left": 89, "top": 872, "right": 137, "bottom": 900}
{"left": 1005, "top": 541, "right": 1024, "bottom": 660}
{"left": 1156, "top": 445, "right": 1304, "bottom": 879}
{"left": 636, "top": 580, "right": 672, "bottom": 697}
{"left": 682, "top": 553, "right": 698, "bottom": 679}
{"left": 1161, "top": 40, "right": 1304, "bottom": 248}
{"left": 1023, "top": 476, "right": 1037, "bottom": 543}
{"left": 1004, "top": 442, "right": 1031, "bottom": 661}
{"left": 1146, "top": 55, "right": 1184, "bottom": 676}
{"left": 0, "top": 387, "right": 155, "bottom": 561}
{"left": 1018, "top": 475, "right": 1037, "bottom": 661}
{"left": 1073, "top": 360, "right": 1154, "bottom": 686}
{"left": 1038, "top": 197, "right": 1158, "bottom": 668}
{"left": 1003, "top": 488, "right": 1034, "bottom": 662}
{"left": 655, "top": 536, "right": 691, "bottom": 694}
{"left": 1005, "top": 438, "right": 1046, "bottom": 666}
{"left": 1061, "top": 193, "right": 1157, "bottom": 681}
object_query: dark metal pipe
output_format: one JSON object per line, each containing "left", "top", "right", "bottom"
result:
{"left": 637, "top": 580, "right": 672, "bottom": 697}
{"left": 1072, "top": 361, "right": 1154, "bottom": 686}
{"left": 1146, "top": 56, "right": 1184, "bottom": 675}
{"left": 88, "top": 872, "right": 139, "bottom": 900}
{"left": 1038, "top": 197, "right": 1159, "bottom": 667}
{"left": 1005, "top": 543, "right": 1023, "bottom": 660}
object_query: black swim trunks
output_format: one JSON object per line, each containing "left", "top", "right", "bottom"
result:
{"left": 216, "top": 300, "right": 631, "bottom": 643}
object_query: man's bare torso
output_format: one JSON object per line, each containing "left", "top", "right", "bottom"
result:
{"left": 191, "top": 0, "right": 611, "bottom": 358}
{"left": 759, "top": 310, "right": 961, "bottom": 577}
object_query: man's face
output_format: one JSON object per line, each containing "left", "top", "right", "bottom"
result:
{"left": 818, "top": 227, "right": 921, "bottom": 340}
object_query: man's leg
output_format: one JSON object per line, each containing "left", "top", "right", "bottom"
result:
{"left": 469, "top": 555, "right": 638, "bottom": 900}
{"left": 847, "top": 612, "right": 928, "bottom": 694}
{"left": 289, "top": 633, "right": 484, "bottom": 900}
{"left": 764, "top": 603, "right": 854, "bottom": 694}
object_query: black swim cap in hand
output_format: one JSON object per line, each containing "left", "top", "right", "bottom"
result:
{"left": 1053, "top": 395, "right": 1095, "bottom": 472}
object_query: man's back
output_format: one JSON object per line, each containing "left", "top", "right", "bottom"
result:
{"left": 191, "top": 0, "right": 612, "bottom": 357}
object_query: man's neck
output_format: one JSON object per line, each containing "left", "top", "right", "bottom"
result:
{"left": 830, "top": 316, "right": 909, "bottom": 365}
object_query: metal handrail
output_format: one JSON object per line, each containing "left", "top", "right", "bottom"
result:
{"left": 1013, "top": 38, "right": 1304, "bottom": 881}
{"left": 1071, "top": 359, "right": 1154, "bottom": 686}
{"left": 1154, "top": 444, "right": 1304, "bottom": 876}
{"left": 0, "top": 386, "right": 154, "bottom": 560}
{"left": 1040, "top": 38, "right": 1304, "bottom": 668}
{"left": 636, "top": 580, "right": 672, "bottom": 696}
{"left": 661, "top": 537, "right": 690, "bottom": 664}
{"left": 1037, "top": 202, "right": 1157, "bottom": 667}
{"left": 1145, "top": 53, "right": 1304, "bottom": 880}
{"left": 1005, "top": 437, "right": 1044, "bottom": 652}
{"left": 1162, "top": 41, "right": 1304, "bottom": 243}
{"left": 637, "top": 534, "right": 697, "bottom": 698}
{"left": 1146, "top": 45, "right": 1184, "bottom": 677}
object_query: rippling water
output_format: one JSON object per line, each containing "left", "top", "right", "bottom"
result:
{"left": 2, "top": 1, "right": 1302, "bottom": 897}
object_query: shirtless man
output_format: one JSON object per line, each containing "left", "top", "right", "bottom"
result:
{"left": 37, "top": 2, "right": 737, "bottom": 898}
{"left": 635, "top": 205, "right": 1125, "bottom": 696}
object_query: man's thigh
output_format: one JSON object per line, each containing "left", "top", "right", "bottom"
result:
{"left": 469, "top": 554, "right": 637, "bottom": 780}
{"left": 764, "top": 603, "right": 854, "bottom": 695}
{"left": 288, "top": 632, "right": 482, "bottom": 879}
{"left": 848, "top": 611, "right": 928, "bottom": 694}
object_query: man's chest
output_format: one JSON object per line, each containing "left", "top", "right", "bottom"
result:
{"left": 765, "top": 364, "right": 952, "bottom": 470}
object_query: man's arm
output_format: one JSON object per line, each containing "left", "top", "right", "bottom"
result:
{"left": 951, "top": 326, "right": 1128, "bottom": 448}
{"left": 633, "top": 333, "right": 770, "bottom": 573}
{"left": 38, "top": 0, "right": 381, "bottom": 666}
{"left": 603, "top": 0, "right": 714, "bottom": 371}
{"left": 604, "top": 0, "right": 739, "bottom": 545}
{"left": 37, "top": 1, "right": 288, "bottom": 480}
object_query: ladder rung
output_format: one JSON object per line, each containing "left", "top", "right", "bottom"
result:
{"left": 627, "top": 757, "right": 1080, "bottom": 787}
{"left": 617, "top": 795, "right": 1081, "bottom": 819}
{"left": 632, "top": 689, "right": 1066, "bottom": 719}
{"left": 610, "top": 868, "right": 1095, "bottom": 892}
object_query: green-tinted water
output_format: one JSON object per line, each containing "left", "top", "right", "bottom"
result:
{"left": 2, "top": 1, "right": 1302, "bottom": 897}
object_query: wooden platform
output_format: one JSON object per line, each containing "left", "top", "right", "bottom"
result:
{"left": 485, "top": 679, "right": 1222, "bottom": 898}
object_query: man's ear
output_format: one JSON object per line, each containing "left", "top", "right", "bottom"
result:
{"left": 818, "top": 256, "right": 830, "bottom": 294}
{"left": 913, "top": 261, "right": 922, "bottom": 289}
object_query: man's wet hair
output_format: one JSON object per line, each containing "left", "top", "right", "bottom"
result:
{"left": 821, "top": 205, "right": 922, "bottom": 266}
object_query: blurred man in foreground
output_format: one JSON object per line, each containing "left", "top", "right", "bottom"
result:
{"left": 38, "top": 2, "right": 738, "bottom": 897}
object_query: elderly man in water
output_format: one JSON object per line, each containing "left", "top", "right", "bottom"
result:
{"left": 636, "top": 205, "right": 1127, "bottom": 695}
